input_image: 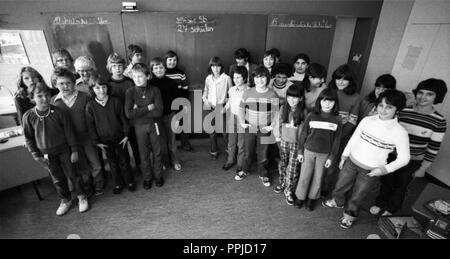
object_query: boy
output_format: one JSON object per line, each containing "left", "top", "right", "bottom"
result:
{"left": 304, "top": 63, "right": 328, "bottom": 112}
{"left": 52, "top": 48, "right": 76, "bottom": 72}
{"left": 267, "top": 63, "right": 294, "bottom": 106}
{"left": 51, "top": 68, "right": 104, "bottom": 196}
{"left": 74, "top": 56, "right": 97, "bottom": 93}
{"left": 236, "top": 66, "right": 279, "bottom": 187}
{"left": 149, "top": 57, "right": 182, "bottom": 171}
{"left": 124, "top": 44, "right": 145, "bottom": 79}
{"left": 125, "top": 63, "right": 164, "bottom": 189}
{"left": 288, "top": 53, "right": 310, "bottom": 87}
{"left": 228, "top": 48, "right": 258, "bottom": 85}
{"left": 23, "top": 82, "right": 88, "bottom": 216}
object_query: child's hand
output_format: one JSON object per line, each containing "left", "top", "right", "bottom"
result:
{"left": 35, "top": 156, "right": 49, "bottom": 166}
{"left": 119, "top": 137, "right": 128, "bottom": 149}
{"left": 148, "top": 104, "right": 155, "bottom": 111}
{"left": 324, "top": 159, "right": 332, "bottom": 168}
{"left": 240, "top": 123, "right": 250, "bottom": 129}
{"left": 133, "top": 104, "right": 138, "bottom": 109}
{"left": 297, "top": 154, "right": 304, "bottom": 163}
{"left": 368, "top": 168, "right": 383, "bottom": 177}
{"left": 413, "top": 167, "right": 427, "bottom": 178}
{"left": 275, "top": 137, "right": 281, "bottom": 142}
{"left": 96, "top": 144, "right": 109, "bottom": 153}
{"left": 339, "top": 159, "right": 346, "bottom": 170}
{"left": 70, "top": 152, "right": 79, "bottom": 163}
{"left": 261, "top": 125, "right": 273, "bottom": 133}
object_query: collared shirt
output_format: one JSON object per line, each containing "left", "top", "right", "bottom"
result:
{"left": 227, "top": 84, "right": 249, "bottom": 115}
{"left": 54, "top": 91, "right": 79, "bottom": 108}
{"left": 95, "top": 96, "right": 109, "bottom": 107}
{"left": 203, "top": 73, "right": 232, "bottom": 107}
{"left": 75, "top": 78, "right": 90, "bottom": 94}
{"left": 288, "top": 72, "right": 306, "bottom": 84}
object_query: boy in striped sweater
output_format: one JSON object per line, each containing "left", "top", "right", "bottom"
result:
{"left": 371, "top": 79, "right": 447, "bottom": 216}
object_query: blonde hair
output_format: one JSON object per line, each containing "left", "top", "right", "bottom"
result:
{"left": 74, "top": 56, "right": 97, "bottom": 71}
{"left": 106, "top": 53, "right": 126, "bottom": 73}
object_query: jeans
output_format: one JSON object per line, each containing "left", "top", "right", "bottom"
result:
{"left": 128, "top": 125, "right": 141, "bottom": 167}
{"left": 226, "top": 114, "right": 245, "bottom": 168}
{"left": 295, "top": 149, "right": 328, "bottom": 200}
{"left": 103, "top": 140, "right": 134, "bottom": 187}
{"left": 47, "top": 149, "right": 85, "bottom": 202}
{"left": 161, "top": 113, "right": 179, "bottom": 166}
{"left": 332, "top": 158, "right": 380, "bottom": 217}
{"left": 77, "top": 141, "right": 104, "bottom": 193}
{"left": 135, "top": 122, "right": 162, "bottom": 181}
{"left": 209, "top": 113, "right": 227, "bottom": 153}
{"left": 243, "top": 129, "right": 271, "bottom": 177}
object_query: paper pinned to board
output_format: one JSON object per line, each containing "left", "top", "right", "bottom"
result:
{"left": 401, "top": 45, "right": 423, "bottom": 71}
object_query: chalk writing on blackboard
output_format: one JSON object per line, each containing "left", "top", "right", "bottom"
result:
{"left": 270, "top": 18, "right": 333, "bottom": 29}
{"left": 52, "top": 16, "right": 110, "bottom": 26}
{"left": 176, "top": 15, "right": 215, "bottom": 33}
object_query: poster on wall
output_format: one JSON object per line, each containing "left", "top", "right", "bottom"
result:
{"left": 0, "top": 32, "right": 29, "bottom": 64}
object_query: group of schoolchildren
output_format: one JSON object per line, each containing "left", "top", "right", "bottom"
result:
{"left": 15, "top": 45, "right": 447, "bottom": 230}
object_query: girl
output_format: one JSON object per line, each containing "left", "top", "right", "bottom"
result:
{"left": 262, "top": 50, "right": 276, "bottom": 77}
{"left": 123, "top": 44, "right": 145, "bottom": 79}
{"left": 295, "top": 88, "right": 342, "bottom": 211}
{"left": 164, "top": 50, "right": 193, "bottom": 151}
{"left": 323, "top": 89, "right": 409, "bottom": 229}
{"left": 274, "top": 83, "right": 306, "bottom": 205}
{"left": 288, "top": 53, "right": 310, "bottom": 87}
{"left": 15, "top": 67, "right": 58, "bottom": 125}
{"left": 86, "top": 74, "right": 136, "bottom": 194}
{"left": 202, "top": 57, "right": 232, "bottom": 159}
{"left": 303, "top": 63, "right": 328, "bottom": 112}
{"left": 358, "top": 74, "right": 396, "bottom": 122}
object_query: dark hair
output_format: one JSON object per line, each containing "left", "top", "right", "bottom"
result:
{"left": 127, "top": 44, "right": 143, "bottom": 61}
{"left": 251, "top": 66, "right": 271, "bottom": 86}
{"left": 234, "top": 48, "right": 250, "bottom": 61}
{"left": 16, "top": 66, "right": 45, "bottom": 99}
{"left": 29, "top": 82, "right": 51, "bottom": 99}
{"left": 232, "top": 66, "right": 248, "bottom": 84}
{"left": 88, "top": 72, "right": 112, "bottom": 98}
{"left": 314, "top": 88, "right": 339, "bottom": 115}
{"left": 262, "top": 50, "right": 276, "bottom": 66}
{"left": 207, "top": 57, "right": 224, "bottom": 75}
{"left": 304, "top": 63, "right": 327, "bottom": 91}
{"left": 131, "top": 63, "right": 151, "bottom": 76}
{"left": 52, "top": 48, "right": 74, "bottom": 64}
{"left": 269, "top": 48, "right": 281, "bottom": 59}
{"left": 412, "top": 78, "right": 448, "bottom": 104}
{"left": 51, "top": 67, "right": 77, "bottom": 88}
{"left": 281, "top": 83, "right": 306, "bottom": 126}
{"left": 273, "top": 63, "right": 293, "bottom": 77}
{"left": 163, "top": 50, "right": 178, "bottom": 68}
{"left": 328, "top": 64, "right": 357, "bottom": 95}
{"left": 150, "top": 57, "right": 165, "bottom": 76}
{"left": 367, "top": 74, "right": 397, "bottom": 101}
{"left": 376, "top": 89, "right": 406, "bottom": 111}
{"left": 293, "top": 53, "right": 310, "bottom": 65}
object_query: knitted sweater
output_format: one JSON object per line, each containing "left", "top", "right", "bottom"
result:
{"left": 239, "top": 87, "right": 279, "bottom": 128}
{"left": 267, "top": 78, "right": 294, "bottom": 103}
{"left": 150, "top": 76, "right": 180, "bottom": 116}
{"left": 342, "top": 115, "right": 410, "bottom": 174}
{"left": 336, "top": 90, "right": 360, "bottom": 140}
{"left": 278, "top": 105, "right": 303, "bottom": 143}
{"left": 108, "top": 77, "right": 135, "bottom": 105}
{"left": 124, "top": 85, "right": 163, "bottom": 125}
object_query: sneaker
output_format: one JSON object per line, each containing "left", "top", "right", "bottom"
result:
{"left": 285, "top": 192, "right": 294, "bottom": 206}
{"left": 94, "top": 189, "right": 104, "bottom": 196}
{"left": 294, "top": 199, "right": 304, "bottom": 209}
{"left": 369, "top": 205, "right": 381, "bottom": 215}
{"left": 174, "top": 162, "right": 182, "bottom": 171}
{"left": 260, "top": 176, "right": 271, "bottom": 187}
{"left": 209, "top": 151, "right": 219, "bottom": 159}
{"left": 127, "top": 183, "right": 136, "bottom": 192}
{"left": 381, "top": 210, "right": 392, "bottom": 217}
{"left": 274, "top": 184, "right": 284, "bottom": 194}
{"left": 113, "top": 185, "right": 123, "bottom": 195}
{"left": 340, "top": 217, "right": 354, "bottom": 229}
{"left": 322, "top": 198, "right": 344, "bottom": 209}
{"left": 56, "top": 200, "right": 72, "bottom": 216}
{"left": 234, "top": 170, "right": 248, "bottom": 181}
{"left": 78, "top": 196, "right": 89, "bottom": 213}
{"left": 162, "top": 165, "right": 167, "bottom": 171}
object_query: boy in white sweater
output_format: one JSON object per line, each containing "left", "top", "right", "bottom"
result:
{"left": 323, "top": 89, "right": 410, "bottom": 229}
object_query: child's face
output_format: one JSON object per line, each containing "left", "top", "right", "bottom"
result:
{"left": 294, "top": 58, "right": 308, "bottom": 74}
{"left": 309, "top": 76, "right": 324, "bottom": 88}
{"left": 415, "top": 89, "right": 436, "bottom": 107}
{"left": 132, "top": 71, "right": 149, "bottom": 87}
{"left": 33, "top": 91, "right": 51, "bottom": 110}
{"left": 132, "top": 53, "right": 144, "bottom": 64}
{"left": 320, "top": 99, "right": 335, "bottom": 113}
{"left": 166, "top": 57, "right": 177, "bottom": 69}
{"left": 254, "top": 75, "right": 268, "bottom": 89}
{"left": 211, "top": 65, "right": 221, "bottom": 76}
{"left": 274, "top": 74, "right": 288, "bottom": 85}
{"left": 374, "top": 85, "right": 385, "bottom": 98}
{"left": 110, "top": 63, "right": 124, "bottom": 77}
{"left": 235, "top": 58, "right": 246, "bottom": 66}
{"left": 287, "top": 96, "right": 300, "bottom": 108}
{"left": 233, "top": 73, "right": 245, "bottom": 86}
{"left": 335, "top": 78, "right": 350, "bottom": 90}
{"left": 22, "top": 72, "right": 39, "bottom": 88}
{"left": 377, "top": 98, "right": 397, "bottom": 120}
{"left": 55, "top": 76, "right": 76, "bottom": 96}
{"left": 263, "top": 56, "right": 274, "bottom": 69}
{"left": 54, "top": 54, "right": 72, "bottom": 69}
{"left": 93, "top": 84, "right": 108, "bottom": 100}
{"left": 76, "top": 66, "right": 94, "bottom": 83}
{"left": 152, "top": 64, "right": 166, "bottom": 78}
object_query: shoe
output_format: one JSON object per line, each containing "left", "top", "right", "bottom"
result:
{"left": 306, "top": 199, "right": 315, "bottom": 211}
{"left": 274, "top": 184, "right": 284, "bottom": 194}
{"left": 294, "top": 199, "right": 304, "bottom": 209}
{"left": 370, "top": 205, "right": 381, "bottom": 215}
{"left": 113, "top": 185, "right": 123, "bottom": 195}
{"left": 209, "top": 151, "right": 219, "bottom": 160}
{"left": 340, "top": 217, "right": 354, "bottom": 229}
{"left": 162, "top": 165, "right": 167, "bottom": 171}
{"left": 56, "top": 200, "right": 72, "bottom": 216}
{"left": 155, "top": 177, "right": 165, "bottom": 187}
{"left": 174, "top": 162, "right": 182, "bottom": 171}
{"left": 143, "top": 180, "right": 152, "bottom": 190}
{"left": 381, "top": 210, "right": 392, "bottom": 217}
{"left": 285, "top": 192, "right": 295, "bottom": 206}
{"left": 222, "top": 163, "right": 234, "bottom": 171}
{"left": 78, "top": 196, "right": 89, "bottom": 213}
{"left": 179, "top": 144, "right": 194, "bottom": 152}
{"left": 94, "top": 189, "right": 104, "bottom": 196}
{"left": 259, "top": 176, "right": 271, "bottom": 187}
{"left": 127, "top": 183, "right": 136, "bottom": 192}
{"left": 234, "top": 170, "right": 248, "bottom": 181}
{"left": 322, "top": 198, "right": 344, "bottom": 209}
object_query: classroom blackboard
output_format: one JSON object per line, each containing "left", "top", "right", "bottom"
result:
{"left": 266, "top": 14, "right": 336, "bottom": 69}
{"left": 44, "top": 12, "right": 127, "bottom": 79}
{"left": 121, "top": 12, "right": 267, "bottom": 89}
